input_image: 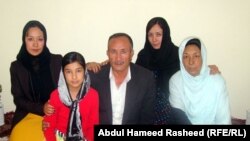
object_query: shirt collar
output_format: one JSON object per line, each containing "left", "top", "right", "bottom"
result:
{"left": 109, "top": 67, "right": 131, "bottom": 83}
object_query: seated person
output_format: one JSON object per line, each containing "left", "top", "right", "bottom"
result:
{"left": 9, "top": 20, "right": 102, "bottom": 141}
{"left": 43, "top": 52, "right": 99, "bottom": 141}
{"left": 169, "top": 37, "right": 231, "bottom": 124}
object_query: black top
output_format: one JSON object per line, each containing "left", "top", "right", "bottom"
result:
{"left": 135, "top": 17, "right": 188, "bottom": 124}
{"left": 10, "top": 53, "right": 62, "bottom": 128}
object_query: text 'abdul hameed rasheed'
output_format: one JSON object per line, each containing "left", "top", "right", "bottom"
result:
{"left": 97, "top": 128, "right": 204, "bottom": 137}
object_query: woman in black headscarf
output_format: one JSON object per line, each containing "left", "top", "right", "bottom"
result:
{"left": 136, "top": 17, "right": 181, "bottom": 124}
{"left": 9, "top": 20, "right": 62, "bottom": 140}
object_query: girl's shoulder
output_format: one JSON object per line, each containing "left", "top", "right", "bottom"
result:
{"left": 49, "top": 89, "right": 62, "bottom": 105}
{"left": 88, "top": 87, "right": 99, "bottom": 96}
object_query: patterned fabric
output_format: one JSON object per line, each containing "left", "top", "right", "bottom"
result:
{"left": 152, "top": 70, "right": 174, "bottom": 125}
{"left": 154, "top": 89, "right": 173, "bottom": 124}
{"left": 58, "top": 69, "right": 91, "bottom": 140}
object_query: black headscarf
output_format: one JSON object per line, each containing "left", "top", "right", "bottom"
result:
{"left": 16, "top": 20, "right": 55, "bottom": 104}
{"left": 136, "top": 17, "right": 180, "bottom": 94}
{"left": 136, "top": 17, "right": 185, "bottom": 125}
{"left": 136, "top": 17, "right": 179, "bottom": 71}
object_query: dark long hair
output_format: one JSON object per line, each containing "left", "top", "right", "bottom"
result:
{"left": 62, "top": 52, "right": 86, "bottom": 72}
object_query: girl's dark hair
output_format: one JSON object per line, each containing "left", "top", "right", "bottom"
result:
{"left": 62, "top": 52, "right": 86, "bottom": 71}
{"left": 186, "top": 38, "right": 201, "bottom": 49}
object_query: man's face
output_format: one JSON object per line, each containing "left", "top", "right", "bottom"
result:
{"left": 107, "top": 36, "right": 134, "bottom": 74}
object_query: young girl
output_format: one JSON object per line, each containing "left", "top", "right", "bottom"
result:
{"left": 43, "top": 52, "right": 99, "bottom": 141}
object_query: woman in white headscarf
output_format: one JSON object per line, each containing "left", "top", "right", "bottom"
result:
{"left": 169, "top": 37, "right": 231, "bottom": 124}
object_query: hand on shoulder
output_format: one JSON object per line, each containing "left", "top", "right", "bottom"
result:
{"left": 87, "top": 59, "right": 109, "bottom": 73}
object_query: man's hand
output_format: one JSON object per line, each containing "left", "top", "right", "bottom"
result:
{"left": 87, "top": 60, "right": 109, "bottom": 73}
{"left": 208, "top": 65, "right": 221, "bottom": 74}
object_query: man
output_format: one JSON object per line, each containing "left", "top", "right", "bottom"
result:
{"left": 42, "top": 33, "right": 156, "bottom": 132}
{"left": 89, "top": 33, "right": 156, "bottom": 124}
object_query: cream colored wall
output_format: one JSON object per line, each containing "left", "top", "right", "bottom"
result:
{"left": 0, "top": 0, "right": 249, "bottom": 119}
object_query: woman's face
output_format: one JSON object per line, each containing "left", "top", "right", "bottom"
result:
{"left": 147, "top": 24, "right": 163, "bottom": 49}
{"left": 182, "top": 44, "right": 202, "bottom": 76}
{"left": 64, "top": 62, "right": 85, "bottom": 91}
{"left": 25, "top": 27, "right": 45, "bottom": 56}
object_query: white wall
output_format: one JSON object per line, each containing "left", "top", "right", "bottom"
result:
{"left": 0, "top": 0, "right": 250, "bottom": 119}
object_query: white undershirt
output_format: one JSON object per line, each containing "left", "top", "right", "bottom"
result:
{"left": 109, "top": 67, "right": 131, "bottom": 124}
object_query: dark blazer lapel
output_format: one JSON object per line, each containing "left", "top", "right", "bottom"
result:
{"left": 97, "top": 65, "right": 113, "bottom": 124}
{"left": 103, "top": 71, "right": 113, "bottom": 124}
{"left": 122, "top": 64, "right": 138, "bottom": 124}
{"left": 122, "top": 80, "right": 134, "bottom": 124}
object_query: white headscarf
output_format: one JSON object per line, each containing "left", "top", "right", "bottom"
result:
{"left": 178, "top": 37, "right": 212, "bottom": 123}
{"left": 58, "top": 68, "right": 90, "bottom": 140}
{"left": 178, "top": 36, "right": 210, "bottom": 89}
{"left": 170, "top": 37, "right": 231, "bottom": 124}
